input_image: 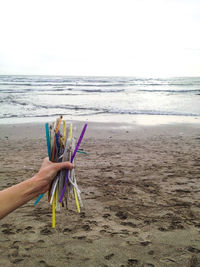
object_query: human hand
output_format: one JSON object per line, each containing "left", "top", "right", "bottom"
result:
{"left": 33, "top": 157, "right": 74, "bottom": 194}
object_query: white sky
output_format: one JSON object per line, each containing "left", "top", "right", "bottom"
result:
{"left": 0, "top": 0, "right": 200, "bottom": 77}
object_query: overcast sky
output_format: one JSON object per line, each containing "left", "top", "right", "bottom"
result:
{"left": 0, "top": 0, "right": 200, "bottom": 77}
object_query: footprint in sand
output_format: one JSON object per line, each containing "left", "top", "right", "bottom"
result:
{"left": 127, "top": 258, "right": 139, "bottom": 266}
{"left": 40, "top": 227, "right": 53, "bottom": 235}
{"left": 1, "top": 223, "right": 15, "bottom": 235}
{"left": 72, "top": 235, "right": 92, "bottom": 242}
{"left": 63, "top": 228, "right": 72, "bottom": 233}
{"left": 104, "top": 253, "right": 114, "bottom": 260}
{"left": 78, "top": 236, "right": 87, "bottom": 240}
{"left": 187, "top": 246, "right": 200, "bottom": 254}
{"left": 82, "top": 224, "right": 91, "bottom": 231}
{"left": 115, "top": 211, "right": 128, "bottom": 220}
{"left": 80, "top": 212, "right": 86, "bottom": 218}
{"left": 86, "top": 220, "right": 98, "bottom": 226}
{"left": 140, "top": 241, "right": 152, "bottom": 247}
{"left": 121, "top": 222, "right": 136, "bottom": 228}
{"left": 120, "top": 229, "right": 130, "bottom": 235}
{"left": 148, "top": 250, "right": 154, "bottom": 255}
{"left": 158, "top": 226, "right": 168, "bottom": 232}
{"left": 10, "top": 258, "right": 24, "bottom": 264}
{"left": 2, "top": 229, "right": 15, "bottom": 235}
{"left": 99, "top": 230, "right": 107, "bottom": 234}
{"left": 25, "top": 226, "right": 33, "bottom": 230}
{"left": 39, "top": 260, "right": 52, "bottom": 267}
{"left": 103, "top": 213, "right": 111, "bottom": 219}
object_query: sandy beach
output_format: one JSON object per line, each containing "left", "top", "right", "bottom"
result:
{"left": 0, "top": 120, "right": 200, "bottom": 267}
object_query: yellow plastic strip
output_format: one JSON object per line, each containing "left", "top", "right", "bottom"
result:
{"left": 52, "top": 194, "right": 55, "bottom": 228}
{"left": 70, "top": 123, "right": 80, "bottom": 213}
{"left": 74, "top": 187, "right": 80, "bottom": 213}
{"left": 55, "top": 183, "right": 58, "bottom": 209}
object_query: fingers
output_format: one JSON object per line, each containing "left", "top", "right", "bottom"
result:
{"left": 41, "top": 157, "right": 74, "bottom": 173}
{"left": 53, "top": 161, "right": 74, "bottom": 172}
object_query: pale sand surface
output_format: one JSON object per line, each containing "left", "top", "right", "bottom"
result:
{"left": 0, "top": 121, "right": 200, "bottom": 267}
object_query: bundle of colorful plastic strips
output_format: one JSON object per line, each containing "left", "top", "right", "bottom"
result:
{"left": 34, "top": 116, "right": 87, "bottom": 228}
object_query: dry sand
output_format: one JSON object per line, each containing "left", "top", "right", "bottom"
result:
{"left": 0, "top": 121, "right": 200, "bottom": 267}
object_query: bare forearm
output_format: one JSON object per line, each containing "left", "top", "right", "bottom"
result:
{"left": 0, "top": 176, "right": 42, "bottom": 220}
{"left": 0, "top": 158, "right": 73, "bottom": 220}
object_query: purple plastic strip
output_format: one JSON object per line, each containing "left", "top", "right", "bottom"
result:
{"left": 59, "top": 123, "right": 87, "bottom": 203}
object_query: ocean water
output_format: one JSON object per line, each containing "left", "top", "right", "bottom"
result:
{"left": 0, "top": 75, "right": 200, "bottom": 124}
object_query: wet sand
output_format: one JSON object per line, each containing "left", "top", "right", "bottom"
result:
{"left": 0, "top": 121, "right": 200, "bottom": 267}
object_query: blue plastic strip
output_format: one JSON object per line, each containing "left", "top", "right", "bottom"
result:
{"left": 34, "top": 123, "right": 51, "bottom": 206}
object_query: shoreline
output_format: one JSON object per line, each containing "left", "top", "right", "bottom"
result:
{"left": 0, "top": 116, "right": 200, "bottom": 142}
{"left": 0, "top": 113, "right": 200, "bottom": 127}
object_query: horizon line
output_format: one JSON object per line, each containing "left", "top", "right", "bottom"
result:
{"left": 0, "top": 74, "right": 200, "bottom": 78}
